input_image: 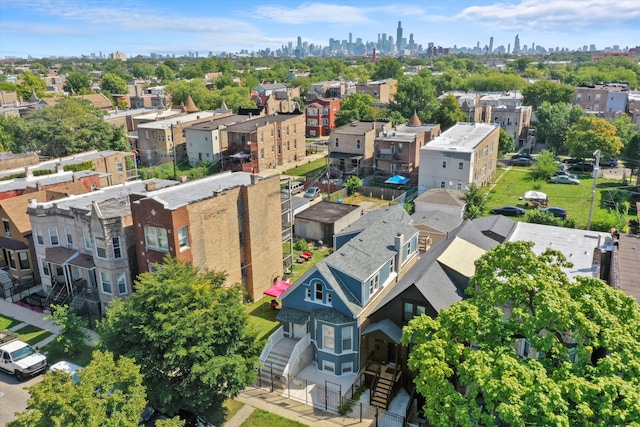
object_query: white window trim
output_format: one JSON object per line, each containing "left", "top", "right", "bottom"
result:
{"left": 48, "top": 227, "right": 60, "bottom": 246}
{"left": 116, "top": 272, "right": 127, "bottom": 295}
{"left": 35, "top": 227, "right": 44, "bottom": 246}
{"left": 100, "top": 271, "right": 112, "bottom": 295}
{"left": 112, "top": 236, "right": 123, "bottom": 259}
{"left": 144, "top": 225, "right": 169, "bottom": 252}
{"left": 94, "top": 236, "right": 107, "bottom": 260}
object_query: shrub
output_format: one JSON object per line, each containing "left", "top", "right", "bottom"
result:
{"left": 345, "top": 176, "right": 362, "bottom": 196}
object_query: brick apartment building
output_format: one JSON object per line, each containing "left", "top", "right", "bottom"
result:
{"left": 305, "top": 97, "right": 341, "bottom": 137}
{"left": 355, "top": 79, "right": 398, "bottom": 103}
{"left": 129, "top": 172, "right": 283, "bottom": 299}
{"left": 328, "top": 120, "right": 388, "bottom": 178}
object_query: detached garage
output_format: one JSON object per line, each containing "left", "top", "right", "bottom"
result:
{"left": 294, "top": 201, "right": 362, "bottom": 244}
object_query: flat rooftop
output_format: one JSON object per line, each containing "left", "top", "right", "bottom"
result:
{"left": 187, "top": 115, "right": 248, "bottom": 131}
{"left": 508, "top": 222, "right": 610, "bottom": 281}
{"left": 137, "top": 111, "right": 217, "bottom": 130}
{"left": 333, "top": 121, "right": 386, "bottom": 135}
{"left": 133, "top": 109, "right": 184, "bottom": 122}
{"left": 0, "top": 170, "right": 101, "bottom": 193}
{"left": 224, "top": 113, "right": 302, "bottom": 133}
{"left": 422, "top": 122, "right": 498, "bottom": 152}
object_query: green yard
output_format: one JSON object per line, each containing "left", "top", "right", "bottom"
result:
{"left": 240, "top": 409, "right": 308, "bottom": 427}
{"left": 284, "top": 158, "right": 327, "bottom": 177}
{"left": 13, "top": 324, "right": 53, "bottom": 346}
{"left": 0, "top": 314, "right": 21, "bottom": 331}
{"left": 484, "top": 166, "right": 630, "bottom": 229}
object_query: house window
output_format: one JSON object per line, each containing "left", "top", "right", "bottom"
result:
{"left": 442, "top": 161, "right": 447, "bottom": 168}
{"left": 95, "top": 237, "right": 107, "bottom": 259}
{"left": 260, "top": 148, "right": 264, "bottom": 159}
{"left": 315, "top": 282, "right": 323, "bottom": 301}
{"left": 342, "top": 327, "right": 352, "bottom": 351}
{"left": 144, "top": 226, "right": 168, "bottom": 252}
{"left": 112, "top": 237, "right": 122, "bottom": 259}
{"left": 3, "top": 219, "right": 10, "bottom": 237}
{"left": 116, "top": 272, "right": 127, "bottom": 295}
{"left": 305, "top": 288, "right": 311, "bottom": 299}
{"left": 18, "top": 251, "right": 29, "bottom": 270}
{"left": 456, "top": 183, "right": 463, "bottom": 190}
{"left": 440, "top": 181, "right": 446, "bottom": 188}
{"left": 342, "top": 362, "right": 353, "bottom": 373}
{"left": 369, "top": 274, "right": 379, "bottom": 295}
{"left": 100, "top": 271, "right": 112, "bottom": 294}
{"left": 35, "top": 227, "right": 44, "bottom": 246}
{"left": 327, "top": 293, "right": 332, "bottom": 305}
{"left": 116, "top": 162, "right": 124, "bottom": 172}
{"left": 323, "top": 324, "right": 335, "bottom": 350}
{"left": 83, "top": 228, "right": 92, "bottom": 250}
{"left": 322, "top": 360, "right": 335, "bottom": 373}
{"left": 65, "top": 228, "right": 73, "bottom": 248}
{"left": 335, "top": 138, "right": 339, "bottom": 148}
{"left": 48, "top": 227, "right": 59, "bottom": 246}
{"left": 403, "top": 302, "right": 427, "bottom": 322}
{"left": 520, "top": 338, "right": 531, "bottom": 357}
{"left": 458, "top": 162, "right": 464, "bottom": 170}
{"left": 40, "top": 258, "right": 50, "bottom": 277}
{"left": 178, "top": 226, "right": 189, "bottom": 249}
{"left": 389, "top": 256, "right": 395, "bottom": 273}
{"left": 148, "top": 262, "right": 160, "bottom": 273}
{"left": 7, "top": 250, "right": 15, "bottom": 269}
{"left": 356, "top": 139, "right": 361, "bottom": 150}
{"left": 260, "top": 131, "right": 264, "bottom": 143}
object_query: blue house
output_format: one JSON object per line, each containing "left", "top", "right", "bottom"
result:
{"left": 275, "top": 205, "right": 419, "bottom": 378}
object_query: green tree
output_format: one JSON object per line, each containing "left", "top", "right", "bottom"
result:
{"left": 463, "top": 70, "right": 526, "bottom": 92}
{"left": 566, "top": 116, "right": 623, "bottom": 158}
{"left": 462, "top": 182, "right": 486, "bottom": 219}
{"left": 100, "top": 73, "right": 127, "bottom": 94}
{"left": 9, "top": 350, "right": 147, "bottom": 427}
{"left": 17, "top": 71, "right": 47, "bottom": 100}
{"left": 403, "top": 241, "right": 640, "bottom": 427}
{"left": 0, "top": 115, "right": 29, "bottom": 152}
{"left": 613, "top": 115, "right": 636, "bottom": 147}
{"left": 530, "top": 149, "right": 558, "bottom": 181}
{"left": 334, "top": 93, "right": 374, "bottom": 127}
{"left": 166, "top": 79, "right": 212, "bottom": 109}
{"left": 498, "top": 127, "right": 515, "bottom": 157}
{"left": 163, "top": 59, "right": 181, "bottom": 72}
{"left": 155, "top": 64, "right": 176, "bottom": 82}
{"left": 24, "top": 97, "right": 129, "bottom": 156}
{"left": 345, "top": 175, "right": 362, "bottom": 196}
{"left": 371, "top": 57, "right": 403, "bottom": 80}
{"left": 522, "top": 80, "right": 575, "bottom": 110}
{"left": 534, "top": 102, "right": 584, "bottom": 153}
{"left": 131, "top": 62, "right": 156, "bottom": 79}
{"left": 509, "top": 57, "right": 532, "bottom": 73}
{"left": 389, "top": 71, "right": 438, "bottom": 123}
{"left": 45, "top": 304, "right": 89, "bottom": 356}
{"left": 432, "top": 94, "right": 467, "bottom": 131}
{"left": 209, "top": 86, "right": 255, "bottom": 112}
{"left": 64, "top": 71, "right": 92, "bottom": 95}
{"left": 621, "top": 131, "right": 640, "bottom": 176}
{"left": 97, "top": 258, "right": 261, "bottom": 416}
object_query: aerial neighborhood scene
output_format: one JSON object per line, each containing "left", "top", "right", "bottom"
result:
{"left": 2, "top": 0, "right": 640, "bottom": 426}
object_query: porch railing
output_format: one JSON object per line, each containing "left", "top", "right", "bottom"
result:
{"left": 260, "top": 325, "right": 284, "bottom": 364}
{"left": 282, "top": 332, "right": 310, "bottom": 378}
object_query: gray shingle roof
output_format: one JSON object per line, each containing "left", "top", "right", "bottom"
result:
{"left": 472, "top": 215, "right": 517, "bottom": 243}
{"left": 276, "top": 307, "right": 309, "bottom": 324}
{"left": 411, "top": 210, "right": 463, "bottom": 233}
{"left": 313, "top": 308, "right": 354, "bottom": 324}
{"left": 363, "top": 319, "right": 403, "bottom": 343}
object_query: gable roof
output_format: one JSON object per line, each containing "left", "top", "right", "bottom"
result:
{"left": 437, "top": 236, "right": 486, "bottom": 278}
{"left": 411, "top": 210, "right": 463, "bottom": 233}
{"left": 370, "top": 219, "right": 498, "bottom": 315}
{"left": 415, "top": 188, "right": 466, "bottom": 207}
{"left": 472, "top": 215, "right": 517, "bottom": 243}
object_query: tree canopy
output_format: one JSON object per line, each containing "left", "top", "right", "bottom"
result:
{"left": 403, "top": 241, "right": 640, "bottom": 427}
{"left": 334, "top": 93, "right": 375, "bottom": 127}
{"left": 389, "top": 71, "right": 438, "bottom": 123}
{"left": 566, "top": 116, "right": 623, "bottom": 158}
{"left": 432, "top": 94, "right": 467, "bottom": 131}
{"left": 9, "top": 350, "right": 147, "bottom": 427}
{"left": 522, "top": 80, "right": 575, "bottom": 110}
{"left": 100, "top": 73, "right": 127, "bottom": 95}
{"left": 534, "top": 102, "right": 584, "bottom": 153}
{"left": 63, "top": 71, "right": 92, "bottom": 95}
{"left": 17, "top": 71, "right": 47, "bottom": 100}
{"left": 97, "top": 258, "right": 261, "bottom": 416}
{"left": 371, "top": 58, "right": 403, "bottom": 80}
{"left": 498, "top": 127, "right": 515, "bottom": 157}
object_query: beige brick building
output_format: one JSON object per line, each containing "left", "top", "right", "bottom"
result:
{"left": 130, "top": 172, "right": 283, "bottom": 299}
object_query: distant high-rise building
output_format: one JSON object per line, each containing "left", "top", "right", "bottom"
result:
{"left": 349, "top": 32, "right": 352, "bottom": 44}
{"left": 489, "top": 36, "right": 494, "bottom": 54}
{"left": 508, "top": 43, "right": 511, "bottom": 54}
{"left": 589, "top": 44, "right": 596, "bottom": 52}
{"left": 396, "top": 21, "right": 403, "bottom": 51}
{"left": 297, "top": 36, "right": 302, "bottom": 50}
{"left": 514, "top": 34, "right": 520, "bottom": 54}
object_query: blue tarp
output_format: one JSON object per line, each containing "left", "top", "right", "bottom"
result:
{"left": 385, "top": 175, "right": 409, "bottom": 185}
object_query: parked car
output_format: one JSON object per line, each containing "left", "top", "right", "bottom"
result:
{"left": 511, "top": 157, "right": 532, "bottom": 166}
{"left": 282, "top": 181, "right": 304, "bottom": 195}
{"left": 563, "top": 157, "right": 584, "bottom": 165}
{"left": 600, "top": 157, "right": 617, "bottom": 167}
{"left": 490, "top": 206, "right": 526, "bottom": 217}
{"left": 511, "top": 153, "right": 532, "bottom": 160}
{"left": 540, "top": 206, "right": 567, "bottom": 219}
{"left": 554, "top": 170, "right": 578, "bottom": 179}
{"left": 0, "top": 330, "right": 48, "bottom": 382}
{"left": 567, "top": 163, "right": 594, "bottom": 173}
{"left": 49, "top": 360, "right": 84, "bottom": 383}
{"left": 303, "top": 186, "right": 321, "bottom": 199}
{"left": 549, "top": 175, "right": 580, "bottom": 185}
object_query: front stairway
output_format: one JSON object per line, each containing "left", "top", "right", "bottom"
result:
{"left": 260, "top": 337, "right": 297, "bottom": 389}
{"left": 369, "top": 363, "right": 402, "bottom": 410}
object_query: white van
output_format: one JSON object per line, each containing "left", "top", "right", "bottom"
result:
{"left": 283, "top": 181, "right": 304, "bottom": 195}
{"left": 0, "top": 331, "right": 48, "bottom": 381}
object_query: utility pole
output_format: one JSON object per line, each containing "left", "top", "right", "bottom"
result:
{"left": 586, "top": 149, "right": 601, "bottom": 230}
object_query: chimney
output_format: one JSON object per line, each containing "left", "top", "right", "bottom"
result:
{"left": 72, "top": 173, "right": 77, "bottom": 182}
{"left": 25, "top": 167, "right": 33, "bottom": 179}
{"left": 394, "top": 233, "right": 404, "bottom": 252}
{"left": 250, "top": 174, "right": 259, "bottom": 185}
{"left": 56, "top": 163, "right": 64, "bottom": 173}
{"left": 35, "top": 181, "right": 42, "bottom": 191}
{"left": 145, "top": 181, "right": 157, "bottom": 192}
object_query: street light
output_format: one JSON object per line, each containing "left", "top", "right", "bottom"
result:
{"left": 586, "top": 149, "right": 601, "bottom": 231}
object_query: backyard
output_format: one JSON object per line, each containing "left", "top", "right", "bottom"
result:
{"left": 484, "top": 166, "right": 634, "bottom": 229}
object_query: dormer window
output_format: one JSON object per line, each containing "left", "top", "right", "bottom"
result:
{"left": 315, "top": 282, "right": 323, "bottom": 301}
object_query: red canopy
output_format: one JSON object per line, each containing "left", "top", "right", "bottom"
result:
{"left": 264, "top": 280, "right": 292, "bottom": 298}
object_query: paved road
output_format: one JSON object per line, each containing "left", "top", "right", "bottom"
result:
{"left": 0, "top": 370, "right": 44, "bottom": 425}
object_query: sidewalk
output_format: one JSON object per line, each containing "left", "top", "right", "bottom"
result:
{"left": 0, "top": 298, "right": 99, "bottom": 347}
{"left": 223, "top": 387, "right": 372, "bottom": 427}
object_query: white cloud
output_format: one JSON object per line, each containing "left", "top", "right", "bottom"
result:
{"left": 254, "top": 3, "right": 373, "bottom": 25}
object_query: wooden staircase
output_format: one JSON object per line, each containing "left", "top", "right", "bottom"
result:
{"left": 370, "top": 364, "right": 402, "bottom": 410}
{"left": 45, "top": 281, "right": 70, "bottom": 307}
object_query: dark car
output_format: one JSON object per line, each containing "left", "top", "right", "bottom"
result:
{"left": 511, "top": 153, "right": 532, "bottom": 160}
{"left": 511, "top": 157, "right": 532, "bottom": 166}
{"left": 490, "top": 206, "right": 526, "bottom": 217}
{"left": 563, "top": 157, "right": 584, "bottom": 165}
{"left": 541, "top": 206, "right": 567, "bottom": 219}
{"left": 568, "top": 163, "right": 594, "bottom": 172}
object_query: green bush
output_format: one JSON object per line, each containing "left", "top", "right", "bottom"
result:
{"left": 293, "top": 239, "right": 308, "bottom": 252}
{"left": 64, "top": 161, "right": 94, "bottom": 172}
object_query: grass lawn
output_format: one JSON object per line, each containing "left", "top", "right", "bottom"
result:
{"left": 245, "top": 299, "right": 280, "bottom": 342}
{"left": 284, "top": 158, "right": 327, "bottom": 177}
{"left": 13, "top": 324, "right": 54, "bottom": 346}
{"left": 40, "top": 341, "right": 95, "bottom": 367}
{"left": 485, "top": 167, "right": 626, "bottom": 228}
{"left": 204, "top": 399, "right": 245, "bottom": 426}
{"left": 240, "top": 409, "right": 309, "bottom": 427}
{"left": 0, "top": 314, "right": 22, "bottom": 330}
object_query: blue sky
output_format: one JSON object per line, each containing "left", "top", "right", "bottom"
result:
{"left": 1, "top": 0, "right": 639, "bottom": 58}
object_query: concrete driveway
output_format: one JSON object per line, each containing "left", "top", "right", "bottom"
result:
{"left": 0, "top": 370, "right": 44, "bottom": 425}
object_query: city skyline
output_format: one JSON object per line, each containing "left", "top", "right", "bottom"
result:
{"left": 1, "top": 0, "right": 639, "bottom": 58}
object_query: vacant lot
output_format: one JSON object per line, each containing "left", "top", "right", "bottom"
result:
{"left": 485, "top": 167, "right": 630, "bottom": 228}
